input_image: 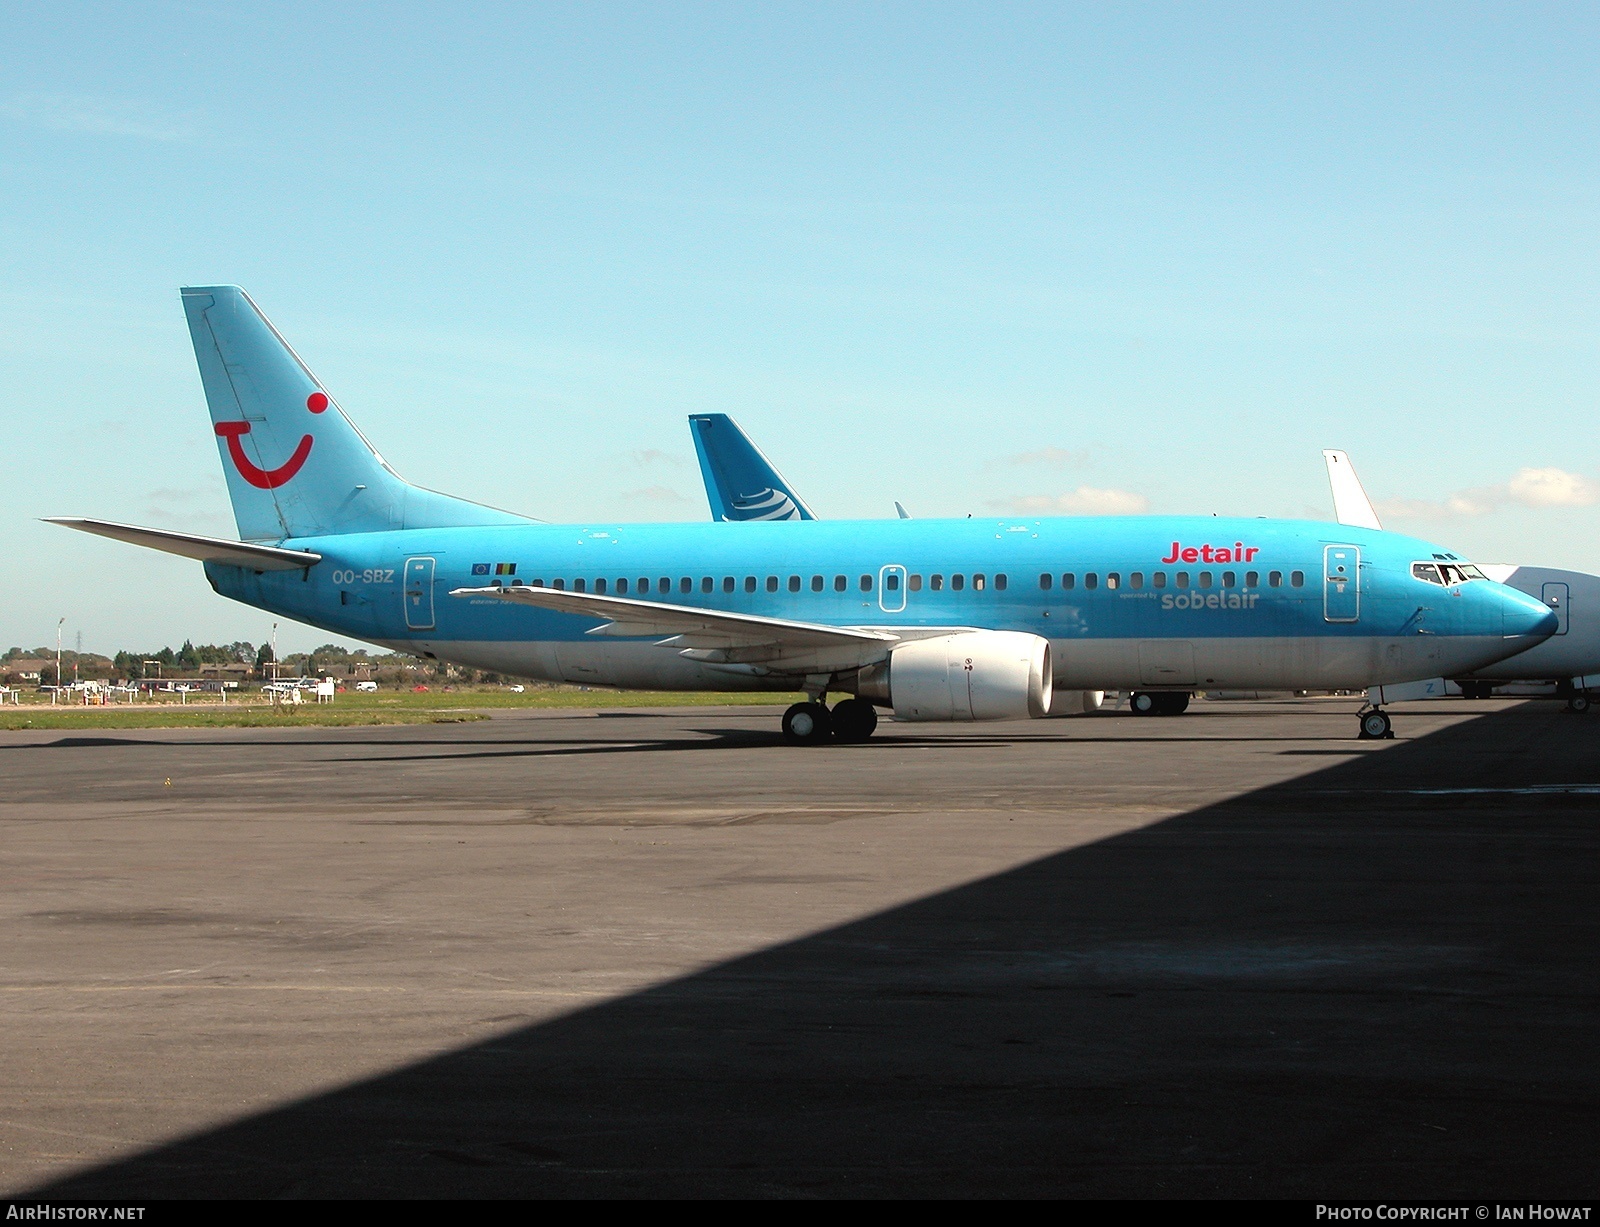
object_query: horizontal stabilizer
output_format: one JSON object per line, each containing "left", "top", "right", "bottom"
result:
{"left": 44, "top": 518, "right": 322, "bottom": 570}
{"left": 451, "top": 584, "right": 895, "bottom": 650}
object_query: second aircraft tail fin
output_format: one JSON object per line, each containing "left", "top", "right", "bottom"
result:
{"left": 688, "top": 414, "right": 815, "bottom": 522}
{"left": 1323, "top": 449, "right": 1383, "bottom": 531}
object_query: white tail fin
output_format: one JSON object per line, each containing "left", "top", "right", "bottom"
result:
{"left": 1323, "top": 449, "right": 1383, "bottom": 530}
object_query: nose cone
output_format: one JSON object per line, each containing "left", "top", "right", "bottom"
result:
{"left": 1495, "top": 583, "right": 1560, "bottom": 642}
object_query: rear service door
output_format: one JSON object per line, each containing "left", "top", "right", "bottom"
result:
{"left": 1542, "top": 581, "right": 1569, "bottom": 635}
{"left": 879, "top": 564, "right": 907, "bottom": 613}
{"left": 404, "top": 556, "right": 436, "bottom": 630}
{"left": 1324, "top": 546, "right": 1360, "bottom": 622}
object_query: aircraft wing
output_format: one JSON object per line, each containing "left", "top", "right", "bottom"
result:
{"left": 451, "top": 584, "right": 896, "bottom": 652}
{"left": 1322, "top": 450, "right": 1383, "bottom": 530}
{"left": 44, "top": 518, "right": 323, "bottom": 570}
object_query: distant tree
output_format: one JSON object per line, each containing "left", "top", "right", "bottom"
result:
{"left": 254, "top": 643, "right": 274, "bottom": 677}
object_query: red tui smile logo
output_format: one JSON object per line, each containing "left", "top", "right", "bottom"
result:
{"left": 215, "top": 392, "right": 328, "bottom": 489}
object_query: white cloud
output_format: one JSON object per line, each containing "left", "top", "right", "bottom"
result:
{"left": 2, "top": 92, "right": 196, "bottom": 142}
{"left": 1002, "top": 486, "right": 1150, "bottom": 516}
{"left": 1379, "top": 466, "right": 1600, "bottom": 520}
{"left": 1506, "top": 466, "right": 1600, "bottom": 508}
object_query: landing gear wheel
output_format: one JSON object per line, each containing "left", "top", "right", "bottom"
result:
{"left": 782, "top": 701, "right": 835, "bottom": 745}
{"left": 1156, "top": 692, "right": 1191, "bottom": 716}
{"left": 830, "top": 698, "right": 879, "bottom": 743}
{"left": 1130, "top": 691, "right": 1158, "bottom": 716}
{"left": 1359, "top": 709, "right": 1393, "bottom": 740}
{"left": 1568, "top": 693, "right": 1591, "bottom": 714}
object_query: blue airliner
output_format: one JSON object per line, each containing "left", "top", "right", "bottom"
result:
{"left": 48, "top": 286, "right": 1557, "bottom": 743}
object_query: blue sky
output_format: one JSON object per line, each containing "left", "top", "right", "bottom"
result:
{"left": 4, "top": 2, "right": 1599, "bottom": 654}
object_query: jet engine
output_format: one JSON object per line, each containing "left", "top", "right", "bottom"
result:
{"left": 859, "top": 631, "right": 1052, "bottom": 721}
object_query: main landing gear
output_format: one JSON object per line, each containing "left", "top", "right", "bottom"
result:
{"left": 1129, "top": 691, "right": 1190, "bottom": 716}
{"left": 1568, "top": 693, "right": 1591, "bottom": 714}
{"left": 1358, "top": 707, "right": 1394, "bottom": 740}
{"left": 782, "top": 698, "right": 879, "bottom": 745}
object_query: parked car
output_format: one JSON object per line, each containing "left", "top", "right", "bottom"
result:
{"left": 354, "top": 681, "right": 379, "bottom": 693}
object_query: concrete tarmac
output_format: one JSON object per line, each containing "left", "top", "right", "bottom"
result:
{"left": 1, "top": 698, "right": 1596, "bottom": 1198}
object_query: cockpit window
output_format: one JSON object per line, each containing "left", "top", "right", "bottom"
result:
{"left": 1415, "top": 561, "right": 1485, "bottom": 585}
{"left": 1412, "top": 563, "right": 1443, "bottom": 585}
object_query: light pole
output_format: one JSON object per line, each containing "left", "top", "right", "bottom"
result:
{"left": 271, "top": 623, "right": 278, "bottom": 683}
{"left": 54, "top": 617, "right": 64, "bottom": 704}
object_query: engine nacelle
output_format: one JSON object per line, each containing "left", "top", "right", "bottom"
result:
{"left": 871, "top": 631, "right": 1052, "bottom": 722}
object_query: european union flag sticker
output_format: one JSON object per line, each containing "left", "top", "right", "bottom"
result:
{"left": 471, "top": 563, "right": 490, "bottom": 576}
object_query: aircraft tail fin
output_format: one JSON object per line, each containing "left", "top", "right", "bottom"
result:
{"left": 182, "top": 285, "right": 532, "bottom": 541}
{"left": 688, "top": 413, "right": 816, "bottom": 522}
{"left": 1323, "top": 449, "right": 1383, "bottom": 531}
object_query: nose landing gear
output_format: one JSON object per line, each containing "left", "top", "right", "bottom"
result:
{"left": 1358, "top": 707, "right": 1394, "bottom": 740}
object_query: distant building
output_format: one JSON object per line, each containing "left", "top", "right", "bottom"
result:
{"left": 198, "top": 662, "right": 254, "bottom": 678}
{"left": 1, "top": 658, "right": 51, "bottom": 682}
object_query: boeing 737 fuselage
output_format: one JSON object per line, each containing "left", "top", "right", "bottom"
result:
{"left": 49, "top": 287, "right": 1558, "bottom": 743}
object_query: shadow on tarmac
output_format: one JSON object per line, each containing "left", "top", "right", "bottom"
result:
{"left": 30, "top": 705, "right": 1600, "bottom": 1198}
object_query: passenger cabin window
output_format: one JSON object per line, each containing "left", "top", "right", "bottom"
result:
{"left": 723, "top": 577, "right": 735, "bottom": 594}
{"left": 1175, "top": 572, "right": 1189, "bottom": 588}
{"left": 574, "top": 578, "right": 586, "bottom": 592}
{"left": 1084, "top": 573, "right": 1098, "bottom": 590}
{"left": 594, "top": 578, "right": 607, "bottom": 594}
{"left": 744, "top": 576, "right": 756, "bottom": 593}
{"left": 812, "top": 575, "right": 824, "bottom": 592}
{"left": 834, "top": 575, "right": 847, "bottom": 592}
{"left": 1222, "top": 571, "right": 1236, "bottom": 588}
{"left": 860, "top": 575, "right": 873, "bottom": 591}
{"left": 766, "top": 576, "right": 778, "bottom": 593}
{"left": 702, "top": 577, "right": 714, "bottom": 594}
{"left": 952, "top": 574, "right": 965, "bottom": 591}
{"left": 885, "top": 573, "right": 900, "bottom": 591}
{"left": 995, "top": 574, "right": 1007, "bottom": 591}
{"left": 1105, "top": 573, "right": 1120, "bottom": 590}
{"left": 1198, "top": 572, "right": 1213, "bottom": 589}
{"left": 931, "top": 575, "right": 944, "bottom": 591}
{"left": 1269, "top": 571, "right": 1282, "bottom": 588}
{"left": 616, "top": 578, "right": 628, "bottom": 594}
{"left": 1291, "top": 571, "right": 1305, "bottom": 587}
{"left": 531, "top": 579, "right": 545, "bottom": 588}
{"left": 1061, "top": 573, "right": 1076, "bottom": 589}
{"left": 552, "top": 579, "right": 565, "bottom": 590}
{"left": 1245, "top": 571, "right": 1258, "bottom": 588}
{"left": 973, "top": 574, "right": 985, "bottom": 591}
{"left": 1152, "top": 572, "right": 1166, "bottom": 589}
{"left": 680, "top": 577, "right": 692, "bottom": 594}
{"left": 909, "top": 574, "right": 923, "bottom": 592}
{"left": 789, "top": 575, "right": 801, "bottom": 592}
{"left": 1129, "top": 572, "right": 1143, "bottom": 589}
